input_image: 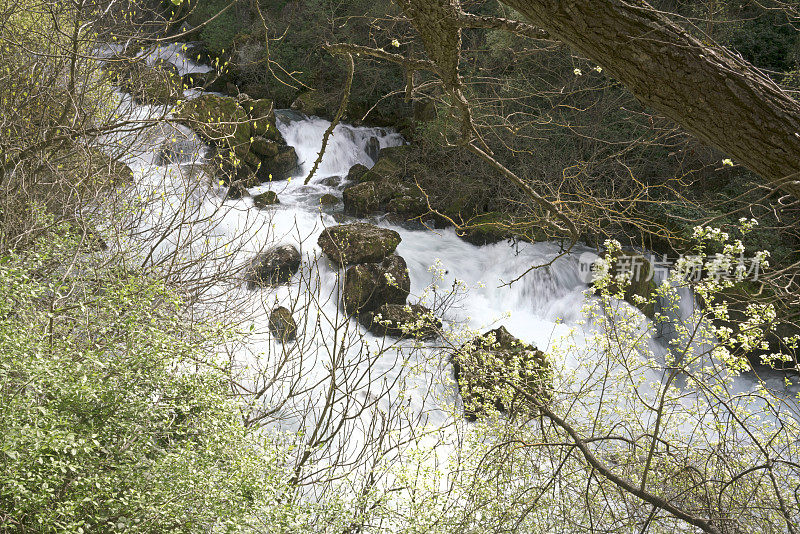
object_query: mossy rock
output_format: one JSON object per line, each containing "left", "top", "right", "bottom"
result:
{"left": 342, "top": 255, "right": 410, "bottom": 315}
{"left": 240, "top": 98, "right": 280, "bottom": 140}
{"left": 452, "top": 326, "right": 552, "bottom": 420}
{"left": 181, "top": 71, "right": 231, "bottom": 94}
{"left": 175, "top": 94, "right": 251, "bottom": 158}
{"left": 250, "top": 137, "right": 279, "bottom": 158}
{"left": 317, "top": 223, "right": 401, "bottom": 267}
{"left": 357, "top": 148, "right": 407, "bottom": 183}
{"left": 253, "top": 191, "right": 279, "bottom": 208}
{"left": 458, "top": 212, "right": 518, "bottom": 245}
{"left": 346, "top": 164, "right": 369, "bottom": 183}
{"left": 362, "top": 303, "right": 440, "bottom": 340}
{"left": 269, "top": 306, "right": 297, "bottom": 342}
{"left": 342, "top": 180, "right": 426, "bottom": 218}
{"left": 246, "top": 245, "right": 301, "bottom": 287}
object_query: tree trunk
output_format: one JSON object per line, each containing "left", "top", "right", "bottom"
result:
{"left": 500, "top": 0, "right": 800, "bottom": 197}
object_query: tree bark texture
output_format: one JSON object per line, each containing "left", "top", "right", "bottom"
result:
{"left": 498, "top": 0, "right": 800, "bottom": 197}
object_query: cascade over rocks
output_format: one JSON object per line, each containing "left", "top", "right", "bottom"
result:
{"left": 246, "top": 245, "right": 301, "bottom": 287}
{"left": 269, "top": 306, "right": 297, "bottom": 342}
{"left": 318, "top": 223, "right": 401, "bottom": 267}
{"left": 342, "top": 255, "right": 410, "bottom": 315}
{"left": 362, "top": 303, "right": 440, "bottom": 340}
{"left": 452, "top": 326, "right": 552, "bottom": 420}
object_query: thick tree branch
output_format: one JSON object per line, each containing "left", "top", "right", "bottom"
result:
{"left": 498, "top": 0, "right": 800, "bottom": 198}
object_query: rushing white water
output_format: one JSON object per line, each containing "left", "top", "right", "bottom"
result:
{"left": 96, "top": 45, "right": 800, "bottom": 475}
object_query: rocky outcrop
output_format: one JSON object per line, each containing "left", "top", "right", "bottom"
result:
{"left": 317, "top": 223, "right": 401, "bottom": 267}
{"left": 362, "top": 303, "right": 440, "bottom": 340}
{"left": 452, "top": 326, "right": 552, "bottom": 420}
{"left": 253, "top": 191, "right": 279, "bottom": 208}
{"left": 246, "top": 245, "right": 301, "bottom": 287}
{"left": 175, "top": 93, "right": 298, "bottom": 187}
{"left": 269, "top": 306, "right": 297, "bottom": 342}
{"left": 342, "top": 255, "right": 410, "bottom": 315}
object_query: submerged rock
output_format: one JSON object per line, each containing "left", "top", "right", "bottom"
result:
{"left": 452, "top": 326, "right": 552, "bottom": 420}
{"left": 317, "top": 223, "right": 401, "bottom": 267}
{"left": 246, "top": 245, "right": 301, "bottom": 287}
{"left": 342, "top": 255, "right": 410, "bottom": 315}
{"left": 362, "top": 303, "right": 440, "bottom": 340}
{"left": 269, "top": 306, "right": 297, "bottom": 342}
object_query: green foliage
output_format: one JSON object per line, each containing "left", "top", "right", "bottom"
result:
{"left": 0, "top": 228, "right": 274, "bottom": 532}
{"left": 187, "top": 0, "right": 240, "bottom": 57}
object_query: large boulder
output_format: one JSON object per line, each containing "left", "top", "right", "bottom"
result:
{"left": 318, "top": 223, "right": 401, "bottom": 267}
{"left": 342, "top": 255, "right": 410, "bottom": 315}
{"left": 362, "top": 303, "right": 440, "bottom": 340}
{"left": 346, "top": 164, "right": 369, "bottom": 183}
{"left": 452, "top": 326, "right": 552, "bottom": 420}
{"left": 246, "top": 245, "right": 301, "bottom": 287}
{"left": 175, "top": 94, "right": 251, "bottom": 158}
{"left": 256, "top": 145, "right": 298, "bottom": 182}
{"left": 269, "top": 306, "right": 297, "bottom": 342}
